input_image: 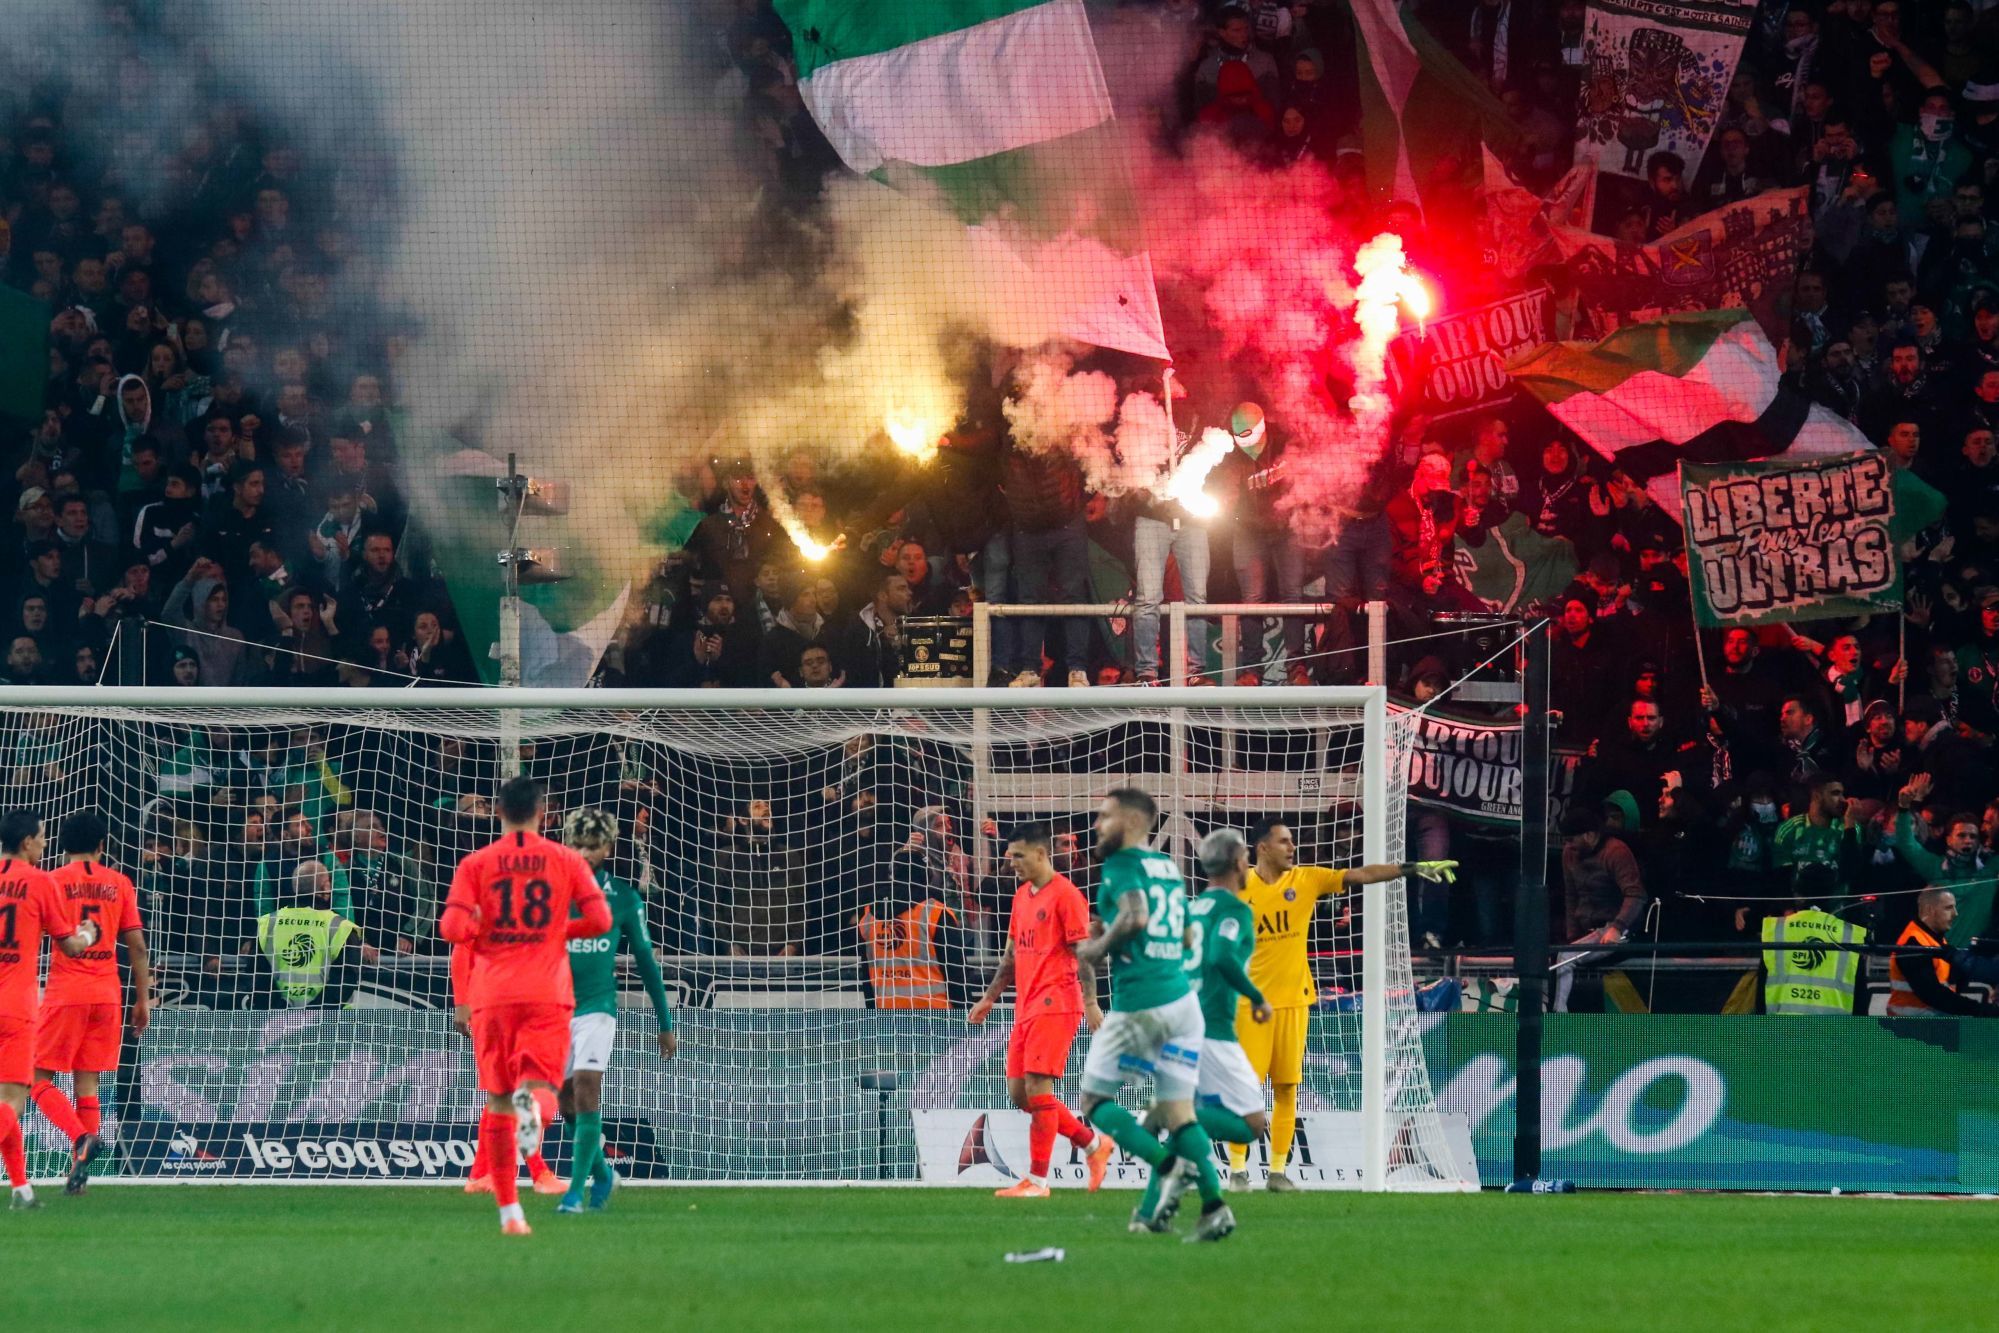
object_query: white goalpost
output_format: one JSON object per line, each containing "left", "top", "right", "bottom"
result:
{"left": 1, "top": 685, "right": 1473, "bottom": 1192}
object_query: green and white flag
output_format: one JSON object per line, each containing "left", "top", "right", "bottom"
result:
{"left": 1351, "top": 0, "right": 1519, "bottom": 206}
{"left": 1507, "top": 309, "right": 1868, "bottom": 518}
{"left": 398, "top": 416, "right": 630, "bottom": 688}
{"left": 1453, "top": 511, "right": 1578, "bottom": 613}
{"left": 0, "top": 284, "right": 49, "bottom": 424}
{"left": 774, "top": 0, "right": 1168, "bottom": 359}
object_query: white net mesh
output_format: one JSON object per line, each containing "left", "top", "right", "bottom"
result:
{"left": 6, "top": 691, "right": 1466, "bottom": 1189}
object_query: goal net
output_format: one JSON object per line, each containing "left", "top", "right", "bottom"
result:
{"left": 4, "top": 686, "right": 1471, "bottom": 1191}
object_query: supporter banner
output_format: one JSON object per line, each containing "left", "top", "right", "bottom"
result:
{"left": 1555, "top": 187, "right": 1809, "bottom": 341}
{"left": 1392, "top": 705, "right": 1584, "bottom": 827}
{"left": 1481, "top": 149, "right": 1595, "bottom": 280}
{"left": 912, "top": 1108, "right": 1476, "bottom": 1190}
{"left": 1387, "top": 288, "right": 1553, "bottom": 421}
{"left": 1575, "top": 0, "right": 1756, "bottom": 182}
{"left": 1431, "top": 1014, "right": 1999, "bottom": 1191}
{"left": 1681, "top": 451, "right": 1899, "bottom": 627}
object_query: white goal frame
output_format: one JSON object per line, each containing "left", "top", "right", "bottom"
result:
{"left": 4, "top": 683, "right": 1408, "bottom": 1192}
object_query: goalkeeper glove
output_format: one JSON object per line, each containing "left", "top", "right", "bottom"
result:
{"left": 1400, "top": 860, "right": 1460, "bottom": 883}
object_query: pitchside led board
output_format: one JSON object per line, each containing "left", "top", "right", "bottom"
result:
{"left": 912, "top": 1110, "right": 1478, "bottom": 1190}
{"left": 1680, "top": 451, "right": 1902, "bottom": 628}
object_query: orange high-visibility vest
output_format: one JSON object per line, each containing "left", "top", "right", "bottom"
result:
{"left": 1886, "top": 919, "right": 1950, "bottom": 1016}
{"left": 860, "top": 900, "right": 953, "bottom": 1010}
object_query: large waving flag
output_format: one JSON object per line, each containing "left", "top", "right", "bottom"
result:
{"left": 1351, "top": 0, "right": 1520, "bottom": 207}
{"left": 1506, "top": 310, "right": 1871, "bottom": 517}
{"left": 774, "top": 0, "right": 1168, "bottom": 360}
{"left": 399, "top": 416, "right": 631, "bottom": 688}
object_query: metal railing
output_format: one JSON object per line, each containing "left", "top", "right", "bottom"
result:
{"left": 969, "top": 599, "right": 1391, "bottom": 686}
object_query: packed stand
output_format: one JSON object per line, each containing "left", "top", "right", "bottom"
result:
{"left": 5, "top": 0, "right": 1999, "bottom": 992}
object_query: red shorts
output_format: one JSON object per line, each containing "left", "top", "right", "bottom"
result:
{"left": 1006, "top": 1010, "right": 1081, "bottom": 1079}
{"left": 34, "top": 1003, "right": 122, "bottom": 1074}
{"left": 471, "top": 1003, "right": 570, "bottom": 1095}
{"left": 0, "top": 1016, "right": 32, "bottom": 1086}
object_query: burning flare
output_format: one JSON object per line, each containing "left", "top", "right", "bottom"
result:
{"left": 1161, "top": 426, "right": 1236, "bottom": 520}
{"left": 1345, "top": 232, "right": 1429, "bottom": 428}
{"left": 759, "top": 464, "right": 838, "bottom": 562}
{"left": 884, "top": 405, "right": 940, "bottom": 462}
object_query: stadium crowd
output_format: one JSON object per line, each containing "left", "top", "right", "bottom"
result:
{"left": 3, "top": 0, "right": 1999, "bottom": 990}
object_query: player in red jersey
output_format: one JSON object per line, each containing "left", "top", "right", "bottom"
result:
{"left": 440, "top": 777, "right": 610, "bottom": 1236}
{"left": 0, "top": 810, "right": 97, "bottom": 1211}
{"left": 32, "top": 813, "right": 151, "bottom": 1196}
{"left": 967, "top": 824, "right": 1113, "bottom": 1198}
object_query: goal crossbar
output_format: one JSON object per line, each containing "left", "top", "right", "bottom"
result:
{"left": 0, "top": 685, "right": 1389, "bottom": 711}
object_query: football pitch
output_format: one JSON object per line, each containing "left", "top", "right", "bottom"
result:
{"left": 7, "top": 1187, "right": 1994, "bottom": 1331}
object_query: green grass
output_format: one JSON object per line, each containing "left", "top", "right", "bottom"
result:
{"left": 7, "top": 1186, "right": 1995, "bottom": 1331}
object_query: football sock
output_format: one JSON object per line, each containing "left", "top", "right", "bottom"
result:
{"left": 1168, "top": 1122, "right": 1223, "bottom": 1208}
{"left": 532, "top": 1086, "right": 559, "bottom": 1132}
{"left": 77, "top": 1095, "right": 102, "bottom": 1138}
{"left": 525, "top": 1150, "right": 552, "bottom": 1181}
{"left": 1197, "top": 1105, "right": 1258, "bottom": 1145}
{"left": 1025, "top": 1095, "right": 1062, "bottom": 1179}
{"left": 480, "top": 1111, "right": 520, "bottom": 1208}
{"left": 1086, "top": 1101, "right": 1167, "bottom": 1168}
{"left": 1270, "top": 1084, "right": 1299, "bottom": 1174}
{"left": 1050, "top": 1099, "right": 1095, "bottom": 1150}
{"left": 0, "top": 1104, "right": 26, "bottom": 1188}
{"left": 572, "top": 1111, "right": 604, "bottom": 1186}
{"left": 29, "top": 1080, "right": 83, "bottom": 1143}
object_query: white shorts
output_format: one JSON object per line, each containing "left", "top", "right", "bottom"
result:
{"left": 566, "top": 1012, "right": 617, "bottom": 1076}
{"left": 1197, "top": 1038, "right": 1265, "bottom": 1116}
{"left": 1080, "top": 992, "right": 1203, "bottom": 1104}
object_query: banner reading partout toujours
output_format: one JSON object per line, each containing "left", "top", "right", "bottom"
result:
{"left": 1681, "top": 451, "right": 1900, "bottom": 628}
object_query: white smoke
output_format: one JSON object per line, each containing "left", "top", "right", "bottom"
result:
{"left": 12, "top": 0, "right": 1423, "bottom": 569}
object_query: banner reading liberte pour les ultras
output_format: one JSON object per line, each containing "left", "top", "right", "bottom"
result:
{"left": 1681, "top": 451, "right": 1900, "bottom": 628}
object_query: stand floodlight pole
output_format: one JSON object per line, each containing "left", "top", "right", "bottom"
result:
{"left": 498, "top": 452, "right": 525, "bottom": 778}
{"left": 1513, "top": 619, "right": 1552, "bottom": 1183}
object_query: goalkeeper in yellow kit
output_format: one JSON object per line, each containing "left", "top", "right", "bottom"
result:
{"left": 1229, "top": 817, "right": 1456, "bottom": 1191}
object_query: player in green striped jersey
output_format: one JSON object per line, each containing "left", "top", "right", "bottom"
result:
{"left": 556, "top": 808, "right": 676, "bottom": 1215}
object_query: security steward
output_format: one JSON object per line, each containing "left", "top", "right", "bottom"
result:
{"left": 1886, "top": 888, "right": 1999, "bottom": 1017}
{"left": 253, "top": 860, "right": 368, "bottom": 1009}
{"left": 1760, "top": 868, "right": 1867, "bottom": 1015}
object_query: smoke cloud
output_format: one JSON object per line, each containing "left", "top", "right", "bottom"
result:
{"left": 14, "top": 0, "right": 1419, "bottom": 581}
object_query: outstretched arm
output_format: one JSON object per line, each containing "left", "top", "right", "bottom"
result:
{"left": 1345, "top": 861, "right": 1459, "bottom": 886}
